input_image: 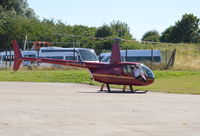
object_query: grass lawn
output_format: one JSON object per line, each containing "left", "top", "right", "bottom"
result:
{"left": 0, "top": 69, "right": 200, "bottom": 94}
{"left": 136, "top": 71, "right": 200, "bottom": 94}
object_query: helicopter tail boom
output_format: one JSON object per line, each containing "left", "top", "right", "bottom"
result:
{"left": 12, "top": 40, "right": 100, "bottom": 70}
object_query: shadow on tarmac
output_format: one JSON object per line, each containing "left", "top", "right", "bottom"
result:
{"left": 78, "top": 90, "right": 149, "bottom": 94}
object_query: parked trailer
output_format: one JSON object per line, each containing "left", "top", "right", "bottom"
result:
{"left": 121, "top": 50, "right": 162, "bottom": 63}
{"left": 99, "top": 50, "right": 162, "bottom": 63}
{"left": 39, "top": 47, "right": 98, "bottom": 61}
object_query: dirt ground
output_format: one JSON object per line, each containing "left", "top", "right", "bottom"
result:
{"left": 0, "top": 82, "right": 200, "bottom": 136}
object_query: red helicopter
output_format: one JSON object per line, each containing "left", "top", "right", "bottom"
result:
{"left": 12, "top": 39, "right": 155, "bottom": 92}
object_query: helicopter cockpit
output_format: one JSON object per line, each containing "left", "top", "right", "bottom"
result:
{"left": 123, "top": 63, "right": 155, "bottom": 80}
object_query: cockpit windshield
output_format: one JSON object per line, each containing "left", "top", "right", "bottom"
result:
{"left": 78, "top": 49, "right": 98, "bottom": 61}
{"left": 139, "top": 64, "right": 155, "bottom": 79}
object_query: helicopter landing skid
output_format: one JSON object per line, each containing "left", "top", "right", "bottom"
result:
{"left": 100, "top": 84, "right": 143, "bottom": 93}
{"left": 123, "top": 85, "right": 136, "bottom": 93}
{"left": 100, "top": 83, "right": 111, "bottom": 93}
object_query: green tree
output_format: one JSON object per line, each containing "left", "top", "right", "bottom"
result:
{"left": 0, "top": 0, "right": 37, "bottom": 19}
{"left": 110, "top": 21, "right": 132, "bottom": 39}
{"left": 0, "top": 6, "right": 6, "bottom": 35}
{"left": 94, "top": 21, "right": 133, "bottom": 54}
{"left": 160, "top": 13, "right": 200, "bottom": 43}
{"left": 25, "top": 8, "right": 37, "bottom": 20}
{"left": 142, "top": 30, "right": 160, "bottom": 42}
{"left": 95, "top": 25, "right": 113, "bottom": 37}
{"left": 160, "top": 26, "right": 174, "bottom": 43}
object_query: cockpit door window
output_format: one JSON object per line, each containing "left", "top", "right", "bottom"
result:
{"left": 123, "top": 65, "right": 132, "bottom": 74}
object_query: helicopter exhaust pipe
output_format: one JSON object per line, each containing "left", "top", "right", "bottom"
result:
{"left": 12, "top": 40, "right": 23, "bottom": 71}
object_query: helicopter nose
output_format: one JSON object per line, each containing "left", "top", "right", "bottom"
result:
{"left": 147, "top": 76, "right": 155, "bottom": 84}
{"left": 149, "top": 75, "right": 155, "bottom": 80}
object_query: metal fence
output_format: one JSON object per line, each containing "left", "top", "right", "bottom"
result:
{"left": 159, "top": 49, "right": 176, "bottom": 69}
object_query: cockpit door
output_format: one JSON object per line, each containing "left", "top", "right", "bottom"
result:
{"left": 124, "top": 64, "right": 146, "bottom": 82}
{"left": 133, "top": 64, "right": 146, "bottom": 82}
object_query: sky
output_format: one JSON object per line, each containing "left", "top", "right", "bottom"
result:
{"left": 28, "top": 0, "right": 200, "bottom": 40}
